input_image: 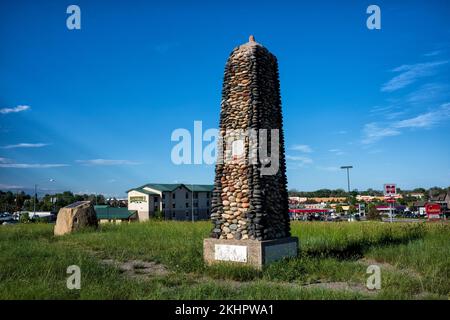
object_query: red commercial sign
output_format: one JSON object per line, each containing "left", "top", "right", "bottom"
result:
{"left": 426, "top": 203, "right": 441, "bottom": 220}
{"left": 384, "top": 184, "right": 397, "bottom": 196}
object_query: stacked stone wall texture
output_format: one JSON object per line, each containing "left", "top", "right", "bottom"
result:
{"left": 210, "top": 37, "right": 290, "bottom": 241}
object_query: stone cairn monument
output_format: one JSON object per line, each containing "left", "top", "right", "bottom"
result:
{"left": 203, "top": 36, "right": 298, "bottom": 268}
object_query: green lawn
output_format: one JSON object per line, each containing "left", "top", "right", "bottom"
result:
{"left": 0, "top": 220, "right": 448, "bottom": 299}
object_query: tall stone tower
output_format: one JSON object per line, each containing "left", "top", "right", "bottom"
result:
{"left": 204, "top": 36, "right": 298, "bottom": 268}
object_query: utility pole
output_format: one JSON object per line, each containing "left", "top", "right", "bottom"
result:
{"left": 33, "top": 184, "right": 37, "bottom": 218}
{"left": 340, "top": 166, "right": 353, "bottom": 193}
{"left": 191, "top": 184, "right": 194, "bottom": 223}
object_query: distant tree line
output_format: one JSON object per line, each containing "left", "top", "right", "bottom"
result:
{"left": 288, "top": 187, "right": 450, "bottom": 199}
{"left": 0, "top": 190, "right": 107, "bottom": 213}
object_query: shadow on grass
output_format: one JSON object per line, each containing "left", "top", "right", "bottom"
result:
{"left": 204, "top": 224, "right": 427, "bottom": 283}
{"left": 302, "top": 228, "right": 426, "bottom": 261}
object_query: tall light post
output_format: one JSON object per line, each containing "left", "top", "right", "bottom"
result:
{"left": 33, "top": 184, "right": 37, "bottom": 218}
{"left": 33, "top": 179, "right": 56, "bottom": 218}
{"left": 191, "top": 183, "right": 194, "bottom": 223}
{"left": 340, "top": 166, "right": 353, "bottom": 194}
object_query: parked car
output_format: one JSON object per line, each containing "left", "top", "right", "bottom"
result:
{"left": 0, "top": 213, "right": 14, "bottom": 223}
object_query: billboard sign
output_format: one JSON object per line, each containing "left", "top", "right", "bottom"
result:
{"left": 384, "top": 184, "right": 397, "bottom": 196}
{"left": 426, "top": 203, "right": 441, "bottom": 214}
{"left": 426, "top": 203, "right": 441, "bottom": 220}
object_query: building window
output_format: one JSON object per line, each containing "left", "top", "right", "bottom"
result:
{"left": 185, "top": 211, "right": 189, "bottom": 217}
{"left": 172, "top": 203, "right": 175, "bottom": 209}
{"left": 207, "top": 192, "right": 211, "bottom": 198}
{"left": 172, "top": 193, "right": 175, "bottom": 199}
{"left": 206, "top": 200, "right": 209, "bottom": 207}
{"left": 154, "top": 205, "right": 158, "bottom": 211}
{"left": 186, "top": 203, "right": 189, "bottom": 208}
{"left": 162, "top": 193, "right": 165, "bottom": 200}
{"left": 185, "top": 192, "right": 189, "bottom": 199}
{"left": 194, "top": 202, "right": 198, "bottom": 208}
{"left": 162, "top": 204, "right": 165, "bottom": 209}
{"left": 172, "top": 211, "right": 175, "bottom": 218}
{"left": 154, "top": 196, "right": 158, "bottom": 202}
{"left": 193, "top": 192, "right": 198, "bottom": 199}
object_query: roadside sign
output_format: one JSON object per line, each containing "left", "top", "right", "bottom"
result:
{"left": 426, "top": 203, "right": 441, "bottom": 220}
{"left": 358, "top": 203, "right": 366, "bottom": 216}
{"left": 384, "top": 184, "right": 396, "bottom": 196}
{"left": 383, "top": 184, "right": 397, "bottom": 223}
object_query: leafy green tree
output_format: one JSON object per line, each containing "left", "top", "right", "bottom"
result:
{"left": 153, "top": 210, "right": 164, "bottom": 220}
{"left": 367, "top": 204, "right": 382, "bottom": 221}
{"left": 19, "top": 212, "right": 31, "bottom": 223}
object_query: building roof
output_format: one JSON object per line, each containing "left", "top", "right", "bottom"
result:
{"left": 430, "top": 193, "right": 448, "bottom": 202}
{"left": 94, "top": 206, "right": 137, "bottom": 220}
{"left": 127, "top": 183, "right": 214, "bottom": 193}
{"left": 128, "top": 187, "right": 159, "bottom": 195}
{"left": 414, "top": 201, "right": 430, "bottom": 207}
{"left": 184, "top": 184, "right": 215, "bottom": 192}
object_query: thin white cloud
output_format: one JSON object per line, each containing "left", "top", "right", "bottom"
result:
{"left": 0, "top": 163, "right": 69, "bottom": 168}
{"left": 370, "top": 105, "right": 395, "bottom": 114}
{"left": 2, "top": 143, "right": 49, "bottom": 149}
{"left": 329, "top": 149, "right": 345, "bottom": 156}
{"left": 290, "top": 144, "right": 313, "bottom": 153}
{"left": 0, "top": 183, "right": 24, "bottom": 189}
{"left": 393, "top": 103, "right": 450, "bottom": 129}
{"left": 424, "top": 50, "right": 442, "bottom": 57}
{"left": 361, "top": 123, "right": 401, "bottom": 144}
{"left": 406, "top": 83, "right": 450, "bottom": 105}
{"left": 0, "top": 105, "right": 30, "bottom": 114}
{"left": 286, "top": 155, "right": 313, "bottom": 165}
{"left": 381, "top": 61, "right": 448, "bottom": 92}
{"left": 76, "top": 159, "right": 141, "bottom": 166}
{"left": 362, "top": 103, "right": 450, "bottom": 144}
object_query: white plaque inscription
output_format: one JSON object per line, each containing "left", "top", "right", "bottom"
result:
{"left": 215, "top": 244, "right": 247, "bottom": 262}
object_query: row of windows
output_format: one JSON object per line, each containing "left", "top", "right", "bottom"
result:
{"left": 158, "top": 192, "right": 211, "bottom": 202}
{"left": 154, "top": 201, "right": 210, "bottom": 210}
{"left": 172, "top": 211, "right": 201, "bottom": 218}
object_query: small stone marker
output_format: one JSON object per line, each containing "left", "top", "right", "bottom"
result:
{"left": 54, "top": 201, "right": 98, "bottom": 236}
{"left": 204, "top": 36, "right": 298, "bottom": 268}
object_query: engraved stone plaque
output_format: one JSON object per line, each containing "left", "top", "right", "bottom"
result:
{"left": 214, "top": 244, "right": 248, "bottom": 262}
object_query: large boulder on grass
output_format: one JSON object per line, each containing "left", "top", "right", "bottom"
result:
{"left": 54, "top": 201, "right": 98, "bottom": 236}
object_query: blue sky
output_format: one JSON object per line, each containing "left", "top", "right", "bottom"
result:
{"left": 1, "top": 0, "right": 450, "bottom": 197}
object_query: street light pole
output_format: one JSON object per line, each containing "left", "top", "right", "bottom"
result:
{"left": 191, "top": 184, "right": 194, "bottom": 223}
{"left": 340, "top": 166, "right": 353, "bottom": 193}
{"left": 33, "top": 184, "right": 37, "bottom": 218}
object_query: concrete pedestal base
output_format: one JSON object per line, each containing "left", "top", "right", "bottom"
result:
{"left": 203, "top": 237, "right": 298, "bottom": 269}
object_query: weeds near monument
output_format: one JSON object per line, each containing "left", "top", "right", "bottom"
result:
{"left": 0, "top": 222, "right": 448, "bottom": 299}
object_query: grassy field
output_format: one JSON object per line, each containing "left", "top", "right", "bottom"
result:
{"left": 0, "top": 220, "right": 449, "bottom": 299}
